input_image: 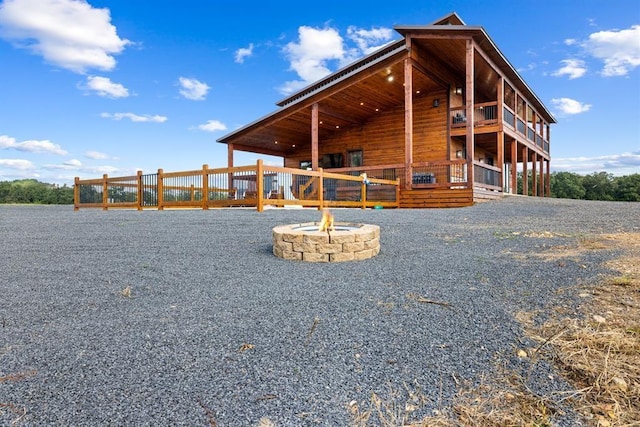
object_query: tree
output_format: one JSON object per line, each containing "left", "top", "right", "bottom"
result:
{"left": 614, "top": 174, "right": 640, "bottom": 201}
{"left": 582, "top": 172, "right": 615, "bottom": 201}
{"left": 550, "top": 172, "right": 585, "bottom": 199}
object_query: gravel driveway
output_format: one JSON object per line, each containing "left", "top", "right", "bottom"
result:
{"left": 1, "top": 197, "right": 639, "bottom": 426}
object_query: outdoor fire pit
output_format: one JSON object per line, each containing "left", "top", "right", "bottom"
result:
{"left": 272, "top": 210, "right": 380, "bottom": 262}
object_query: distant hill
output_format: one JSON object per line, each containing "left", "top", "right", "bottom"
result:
{"left": 0, "top": 179, "right": 73, "bottom": 204}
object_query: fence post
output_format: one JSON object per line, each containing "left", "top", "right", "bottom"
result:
{"left": 74, "top": 177, "right": 80, "bottom": 211}
{"left": 318, "top": 168, "right": 324, "bottom": 210}
{"left": 395, "top": 178, "right": 401, "bottom": 208}
{"left": 137, "top": 170, "right": 143, "bottom": 211}
{"left": 202, "top": 164, "right": 209, "bottom": 210}
{"left": 102, "top": 174, "right": 108, "bottom": 210}
{"left": 157, "top": 168, "right": 164, "bottom": 210}
{"left": 361, "top": 179, "right": 367, "bottom": 209}
{"left": 256, "top": 159, "right": 264, "bottom": 212}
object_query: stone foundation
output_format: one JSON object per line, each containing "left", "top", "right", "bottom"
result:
{"left": 272, "top": 222, "right": 380, "bottom": 262}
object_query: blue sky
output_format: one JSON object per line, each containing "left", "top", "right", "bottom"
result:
{"left": 0, "top": 0, "right": 638, "bottom": 185}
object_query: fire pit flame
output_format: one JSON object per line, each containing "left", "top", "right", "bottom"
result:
{"left": 318, "top": 209, "right": 334, "bottom": 232}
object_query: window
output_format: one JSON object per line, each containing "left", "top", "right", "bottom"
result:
{"left": 348, "top": 150, "right": 363, "bottom": 167}
{"left": 320, "top": 153, "right": 343, "bottom": 168}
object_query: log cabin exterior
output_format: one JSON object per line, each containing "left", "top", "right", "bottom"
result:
{"left": 217, "top": 12, "right": 555, "bottom": 208}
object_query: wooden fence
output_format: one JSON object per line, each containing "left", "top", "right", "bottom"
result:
{"left": 74, "top": 160, "right": 400, "bottom": 211}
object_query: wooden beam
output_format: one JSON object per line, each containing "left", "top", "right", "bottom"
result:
{"left": 522, "top": 146, "right": 528, "bottom": 196}
{"left": 404, "top": 57, "right": 414, "bottom": 190}
{"left": 311, "top": 103, "right": 319, "bottom": 170}
{"left": 539, "top": 155, "right": 545, "bottom": 197}
{"left": 546, "top": 159, "right": 551, "bottom": 197}
{"left": 227, "top": 144, "right": 234, "bottom": 168}
{"left": 510, "top": 140, "right": 517, "bottom": 194}
{"left": 497, "top": 131, "right": 504, "bottom": 191}
{"left": 532, "top": 151, "right": 538, "bottom": 196}
{"left": 465, "top": 39, "right": 475, "bottom": 188}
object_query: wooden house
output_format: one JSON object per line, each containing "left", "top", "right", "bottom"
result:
{"left": 217, "top": 12, "right": 555, "bottom": 208}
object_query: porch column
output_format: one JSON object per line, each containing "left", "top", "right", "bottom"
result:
{"left": 532, "top": 151, "right": 538, "bottom": 196}
{"left": 522, "top": 146, "right": 528, "bottom": 196}
{"left": 311, "top": 103, "right": 319, "bottom": 170}
{"left": 497, "top": 131, "right": 504, "bottom": 191}
{"left": 227, "top": 143, "right": 234, "bottom": 192}
{"left": 404, "top": 58, "right": 414, "bottom": 190}
{"left": 546, "top": 159, "right": 551, "bottom": 196}
{"left": 465, "top": 39, "right": 475, "bottom": 188}
{"left": 510, "top": 140, "right": 517, "bottom": 194}
{"left": 539, "top": 155, "right": 544, "bottom": 197}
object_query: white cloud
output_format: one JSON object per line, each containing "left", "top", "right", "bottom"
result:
{"left": 198, "top": 120, "right": 227, "bottom": 132}
{"left": 178, "top": 77, "right": 210, "bottom": 101}
{"left": 0, "top": 0, "right": 130, "bottom": 73}
{"left": 553, "top": 151, "right": 640, "bottom": 175}
{"left": 347, "top": 26, "right": 394, "bottom": 55}
{"left": 279, "top": 24, "right": 393, "bottom": 95}
{"left": 235, "top": 43, "right": 254, "bottom": 63}
{"left": 100, "top": 112, "right": 167, "bottom": 123}
{"left": 564, "top": 38, "right": 577, "bottom": 46}
{"left": 0, "top": 158, "right": 35, "bottom": 170}
{"left": 280, "top": 26, "right": 345, "bottom": 94}
{"left": 85, "top": 150, "right": 116, "bottom": 160}
{"left": 583, "top": 25, "right": 640, "bottom": 76}
{"left": 552, "top": 59, "right": 587, "bottom": 79}
{"left": 83, "top": 76, "right": 129, "bottom": 98}
{"left": 0, "top": 134, "right": 68, "bottom": 155}
{"left": 551, "top": 97, "right": 591, "bottom": 115}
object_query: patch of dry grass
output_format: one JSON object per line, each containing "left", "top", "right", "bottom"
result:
{"left": 349, "top": 232, "right": 640, "bottom": 427}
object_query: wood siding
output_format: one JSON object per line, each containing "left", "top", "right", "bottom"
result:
{"left": 285, "top": 89, "right": 449, "bottom": 168}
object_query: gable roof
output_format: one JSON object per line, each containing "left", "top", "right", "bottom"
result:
{"left": 218, "top": 12, "right": 555, "bottom": 154}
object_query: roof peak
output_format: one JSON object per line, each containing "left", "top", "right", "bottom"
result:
{"left": 429, "top": 12, "right": 466, "bottom": 26}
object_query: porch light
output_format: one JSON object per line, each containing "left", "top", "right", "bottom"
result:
{"left": 433, "top": 99, "right": 440, "bottom": 108}
{"left": 454, "top": 87, "right": 463, "bottom": 95}
{"left": 387, "top": 75, "right": 394, "bottom": 82}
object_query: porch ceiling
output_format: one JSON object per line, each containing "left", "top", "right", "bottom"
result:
{"left": 218, "top": 49, "right": 442, "bottom": 157}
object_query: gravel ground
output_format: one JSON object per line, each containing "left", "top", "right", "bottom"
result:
{"left": 1, "top": 197, "right": 639, "bottom": 426}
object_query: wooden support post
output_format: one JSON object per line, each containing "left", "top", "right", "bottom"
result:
{"left": 318, "top": 168, "right": 324, "bottom": 210}
{"left": 521, "top": 147, "right": 528, "bottom": 196}
{"left": 137, "top": 170, "right": 143, "bottom": 211}
{"left": 102, "top": 174, "right": 108, "bottom": 210}
{"left": 74, "top": 177, "right": 80, "bottom": 211}
{"left": 202, "top": 164, "right": 209, "bottom": 210}
{"left": 256, "top": 159, "right": 264, "bottom": 212}
{"left": 396, "top": 178, "right": 401, "bottom": 207}
{"left": 465, "top": 39, "right": 475, "bottom": 189}
{"left": 157, "top": 168, "right": 164, "bottom": 210}
{"left": 510, "top": 141, "right": 517, "bottom": 194}
{"left": 311, "top": 103, "right": 319, "bottom": 171}
{"left": 404, "top": 58, "right": 414, "bottom": 190}
{"left": 539, "top": 155, "right": 544, "bottom": 197}
{"left": 546, "top": 159, "right": 551, "bottom": 197}
{"left": 227, "top": 145, "right": 234, "bottom": 195}
{"left": 361, "top": 179, "right": 367, "bottom": 210}
{"left": 497, "top": 131, "right": 504, "bottom": 192}
{"left": 532, "top": 152, "right": 538, "bottom": 197}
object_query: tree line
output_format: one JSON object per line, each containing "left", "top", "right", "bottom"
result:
{"left": 0, "top": 179, "right": 74, "bottom": 204}
{"left": 0, "top": 172, "right": 638, "bottom": 205}
{"left": 523, "top": 171, "right": 640, "bottom": 202}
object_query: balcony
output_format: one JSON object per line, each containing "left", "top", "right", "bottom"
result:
{"left": 450, "top": 102, "right": 498, "bottom": 129}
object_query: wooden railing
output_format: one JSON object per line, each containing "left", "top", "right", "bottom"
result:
{"left": 74, "top": 160, "right": 400, "bottom": 211}
{"left": 450, "top": 102, "right": 498, "bottom": 128}
{"left": 329, "top": 160, "right": 468, "bottom": 190}
{"left": 473, "top": 161, "right": 502, "bottom": 191}
{"left": 503, "top": 105, "right": 549, "bottom": 153}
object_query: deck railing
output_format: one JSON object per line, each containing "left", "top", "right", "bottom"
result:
{"left": 473, "top": 161, "right": 502, "bottom": 190}
{"left": 450, "top": 102, "right": 498, "bottom": 128}
{"left": 74, "top": 160, "right": 400, "bottom": 211}
{"left": 329, "top": 160, "right": 468, "bottom": 190}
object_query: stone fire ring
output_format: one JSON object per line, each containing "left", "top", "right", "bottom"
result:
{"left": 273, "top": 222, "right": 380, "bottom": 262}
